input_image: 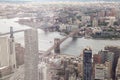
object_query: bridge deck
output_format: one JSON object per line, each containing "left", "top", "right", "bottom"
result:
{"left": 0, "top": 28, "right": 80, "bottom": 55}
{"left": 0, "top": 29, "right": 25, "bottom": 36}
{"left": 45, "top": 29, "right": 80, "bottom": 54}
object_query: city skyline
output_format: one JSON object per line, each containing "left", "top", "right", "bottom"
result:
{"left": 0, "top": 1, "right": 120, "bottom": 80}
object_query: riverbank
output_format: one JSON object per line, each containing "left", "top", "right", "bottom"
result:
{"left": 0, "top": 18, "right": 120, "bottom": 55}
{"left": 92, "top": 37, "right": 120, "bottom": 40}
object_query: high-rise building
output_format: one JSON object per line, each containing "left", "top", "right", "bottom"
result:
{"left": 104, "top": 61, "right": 112, "bottom": 79}
{"left": 93, "top": 54, "right": 102, "bottom": 79}
{"left": 98, "top": 50, "right": 114, "bottom": 64}
{"left": 94, "top": 64, "right": 105, "bottom": 80}
{"left": 24, "top": 29, "right": 39, "bottom": 80}
{"left": 38, "top": 62, "right": 48, "bottom": 80}
{"left": 0, "top": 37, "right": 16, "bottom": 70}
{"left": 93, "top": 54, "right": 101, "bottom": 64}
{"left": 15, "top": 43, "right": 25, "bottom": 67}
{"left": 92, "top": 17, "right": 98, "bottom": 27}
{"left": 98, "top": 10, "right": 106, "bottom": 17}
{"left": 81, "top": 16, "right": 91, "bottom": 25}
{"left": 105, "top": 46, "right": 120, "bottom": 80}
{"left": 116, "top": 58, "right": 120, "bottom": 80}
{"left": 78, "top": 62, "right": 83, "bottom": 78}
{"left": 98, "top": 50, "right": 114, "bottom": 79}
{"left": 83, "top": 48, "right": 92, "bottom": 80}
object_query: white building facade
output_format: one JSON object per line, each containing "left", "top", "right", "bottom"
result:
{"left": 0, "top": 37, "right": 16, "bottom": 69}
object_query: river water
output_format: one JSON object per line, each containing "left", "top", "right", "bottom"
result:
{"left": 0, "top": 18, "right": 120, "bottom": 56}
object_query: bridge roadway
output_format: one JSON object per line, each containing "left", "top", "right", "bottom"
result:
{"left": 0, "top": 28, "right": 80, "bottom": 55}
{"left": 0, "top": 29, "right": 25, "bottom": 36}
{"left": 45, "top": 29, "right": 80, "bottom": 55}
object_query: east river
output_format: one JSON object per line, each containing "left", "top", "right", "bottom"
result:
{"left": 0, "top": 18, "right": 120, "bottom": 56}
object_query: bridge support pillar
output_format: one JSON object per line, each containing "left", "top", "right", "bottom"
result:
{"left": 54, "top": 38, "right": 60, "bottom": 54}
{"left": 72, "top": 33, "right": 78, "bottom": 40}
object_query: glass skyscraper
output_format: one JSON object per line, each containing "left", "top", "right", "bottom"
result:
{"left": 83, "top": 48, "right": 92, "bottom": 80}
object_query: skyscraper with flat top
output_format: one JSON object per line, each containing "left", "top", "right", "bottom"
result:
{"left": 83, "top": 48, "right": 92, "bottom": 80}
{"left": 24, "top": 29, "right": 39, "bottom": 80}
{"left": 0, "top": 37, "right": 16, "bottom": 69}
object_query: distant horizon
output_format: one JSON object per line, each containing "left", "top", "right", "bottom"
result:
{"left": 0, "top": 0, "right": 120, "bottom": 2}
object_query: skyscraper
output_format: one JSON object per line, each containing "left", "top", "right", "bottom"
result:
{"left": 24, "top": 29, "right": 39, "bottom": 80}
{"left": 116, "top": 58, "right": 120, "bottom": 79}
{"left": 83, "top": 48, "right": 92, "bottom": 80}
{"left": 0, "top": 37, "right": 16, "bottom": 69}
{"left": 92, "top": 17, "right": 98, "bottom": 27}
{"left": 98, "top": 50, "right": 114, "bottom": 64}
{"left": 93, "top": 54, "right": 101, "bottom": 64}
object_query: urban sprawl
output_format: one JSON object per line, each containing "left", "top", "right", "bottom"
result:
{"left": 0, "top": 2, "right": 120, "bottom": 80}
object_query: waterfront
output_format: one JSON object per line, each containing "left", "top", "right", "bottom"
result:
{"left": 1, "top": 18, "right": 120, "bottom": 56}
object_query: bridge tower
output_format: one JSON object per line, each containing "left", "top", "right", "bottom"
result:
{"left": 72, "top": 33, "right": 78, "bottom": 40}
{"left": 54, "top": 38, "right": 60, "bottom": 54}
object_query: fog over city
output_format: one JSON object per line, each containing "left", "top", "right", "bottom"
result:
{"left": 0, "top": 0, "right": 120, "bottom": 80}
{"left": 0, "top": 0, "right": 120, "bottom": 2}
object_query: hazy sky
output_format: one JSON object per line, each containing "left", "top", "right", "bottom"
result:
{"left": 1, "top": 0, "right": 120, "bottom": 2}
